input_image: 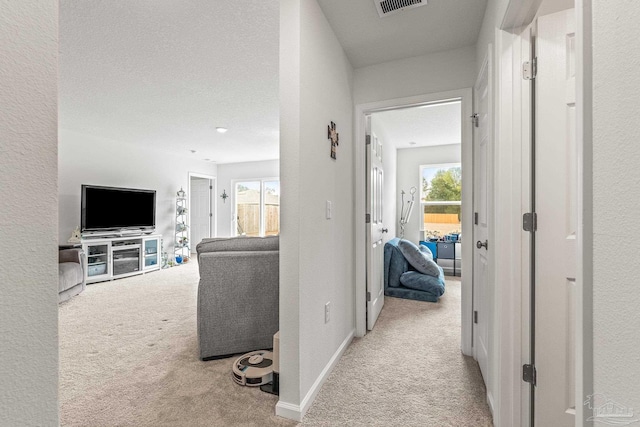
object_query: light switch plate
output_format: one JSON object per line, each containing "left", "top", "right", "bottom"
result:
{"left": 326, "top": 200, "right": 332, "bottom": 219}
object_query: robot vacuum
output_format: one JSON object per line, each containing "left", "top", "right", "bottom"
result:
{"left": 232, "top": 350, "right": 274, "bottom": 387}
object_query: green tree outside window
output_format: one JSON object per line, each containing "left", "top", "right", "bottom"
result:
{"left": 422, "top": 167, "right": 461, "bottom": 215}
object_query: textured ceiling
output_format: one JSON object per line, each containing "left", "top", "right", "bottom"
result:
{"left": 372, "top": 101, "right": 461, "bottom": 149}
{"left": 318, "top": 0, "right": 488, "bottom": 68}
{"left": 59, "top": 1, "right": 279, "bottom": 164}
{"left": 60, "top": 1, "right": 481, "bottom": 164}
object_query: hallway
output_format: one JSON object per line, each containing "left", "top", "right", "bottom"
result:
{"left": 302, "top": 278, "right": 492, "bottom": 426}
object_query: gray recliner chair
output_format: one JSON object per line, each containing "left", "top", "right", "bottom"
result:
{"left": 196, "top": 236, "right": 279, "bottom": 360}
{"left": 59, "top": 248, "right": 86, "bottom": 303}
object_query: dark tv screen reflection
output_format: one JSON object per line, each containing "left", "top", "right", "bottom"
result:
{"left": 82, "top": 185, "right": 156, "bottom": 232}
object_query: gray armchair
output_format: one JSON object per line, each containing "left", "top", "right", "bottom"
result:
{"left": 196, "top": 236, "right": 279, "bottom": 360}
{"left": 59, "top": 248, "right": 86, "bottom": 303}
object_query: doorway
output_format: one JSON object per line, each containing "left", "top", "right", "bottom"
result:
{"left": 189, "top": 173, "right": 216, "bottom": 252}
{"left": 354, "top": 88, "right": 474, "bottom": 354}
{"left": 364, "top": 109, "right": 467, "bottom": 331}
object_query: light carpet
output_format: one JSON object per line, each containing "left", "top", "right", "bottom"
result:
{"left": 60, "top": 262, "right": 491, "bottom": 426}
{"left": 301, "top": 277, "right": 493, "bottom": 427}
{"left": 59, "top": 261, "right": 295, "bottom": 427}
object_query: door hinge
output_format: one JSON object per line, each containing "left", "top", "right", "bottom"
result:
{"left": 365, "top": 135, "right": 371, "bottom": 145}
{"left": 209, "top": 213, "right": 213, "bottom": 217}
{"left": 473, "top": 311, "right": 478, "bottom": 324}
{"left": 471, "top": 113, "right": 479, "bottom": 128}
{"left": 523, "top": 212, "right": 537, "bottom": 232}
{"left": 367, "top": 291, "right": 371, "bottom": 302}
{"left": 209, "top": 185, "right": 213, "bottom": 190}
{"left": 474, "top": 212, "right": 479, "bottom": 225}
{"left": 523, "top": 58, "right": 537, "bottom": 80}
{"left": 523, "top": 364, "right": 537, "bottom": 385}
{"left": 366, "top": 213, "right": 371, "bottom": 223}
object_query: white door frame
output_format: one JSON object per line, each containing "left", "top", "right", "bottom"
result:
{"left": 188, "top": 172, "right": 217, "bottom": 243}
{"left": 495, "top": 2, "right": 590, "bottom": 427}
{"left": 574, "top": 1, "right": 593, "bottom": 425}
{"left": 354, "top": 88, "right": 474, "bottom": 356}
{"left": 495, "top": 20, "right": 547, "bottom": 427}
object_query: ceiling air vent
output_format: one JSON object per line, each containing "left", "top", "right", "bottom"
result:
{"left": 374, "top": 0, "right": 427, "bottom": 18}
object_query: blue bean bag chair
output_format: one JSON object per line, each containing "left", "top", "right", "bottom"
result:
{"left": 383, "top": 238, "right": 446, "bottom": 302}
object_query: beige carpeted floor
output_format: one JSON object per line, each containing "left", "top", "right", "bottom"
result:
{"left": 59, "top": 262, "right": 295, "bottom": 427}
{"left": 301, "top": 277, "right": 493, "bottom": 427}
{"left": 60, "top": 262, "right": 492, "bottom": 427}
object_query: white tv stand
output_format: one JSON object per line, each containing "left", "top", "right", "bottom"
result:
{"left": 81, "top": 233, "right": 161, "bottom": 284}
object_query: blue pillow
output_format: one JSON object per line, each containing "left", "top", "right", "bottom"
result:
{"left": 419, "top": 244, "right": 433, "bottom": 260}
{"left": 400, "top": 271, "right": 445, "bottom": 296}
{"left": 397, "top": 239, "right": 440, "bottom": 277}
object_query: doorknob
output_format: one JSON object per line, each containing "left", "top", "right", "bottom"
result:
{"left": 476, "top": 240, "right": 488, "bottom": 250}
{"left": 381, "top": 228, "right": 388, "bottom": 233}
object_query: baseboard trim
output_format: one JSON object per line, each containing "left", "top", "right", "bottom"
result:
{"left": 276, "top": 329, "right": 355, "bottom": 422}
{"left": 487, "top": 390, "right": 496, "bottom": 417}
{"left": 298, "top": 329, "right": 354, "bottom": 417}
{"left": 275, "top": 401, "right": 303, "bottom": 421}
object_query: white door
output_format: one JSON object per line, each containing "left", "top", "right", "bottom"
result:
{"left": 190, "top": 177, "right": 212, "bottom": 252}
{"left": 366, "top": 116, "right": 385, "bottom": 331}
{"left": 473, "top": 54, "right": 491, "bottom": 384}
{"left": 534, "top": 9, "right": 576, "bottom": 427}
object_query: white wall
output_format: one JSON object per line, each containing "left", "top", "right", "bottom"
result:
{"left": 58, "top": 129, "right": 217, "bottom": 255}
{"left": 0, "top": 1, "right": 59, "bottom": 425}
{"left": 215, "top": 159, "right": 279, "bottom": 237}
{"left": 591, "top": 0, "right": 640, "bottom": 413}
{"left": 279, "top": 0, "right": 355, "bottom": 419}
{"left": 396, "top": 144, "right": 462, "bottom": 244}
{"left": 371, "top": 118, "right": 397, "bottom": 243}
{"left": 354, "top": 46, "right": 477, "bottom": 105}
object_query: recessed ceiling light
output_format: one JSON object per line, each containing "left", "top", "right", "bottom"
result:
{"left": 216, "top": 127, "right": 228, "bottom": 134}
{"left": 409, "top": 142, "right": 417, "bottom": 145}
{"left": 190, "top": 149, "right": 197, "bottom": 153}
{"left": 204, "top": 158, "right": 210, "bottom": 161}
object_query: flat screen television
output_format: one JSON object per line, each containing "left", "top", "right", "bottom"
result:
{"left": 81, "top": 185, "right": 156, "bottom": 233}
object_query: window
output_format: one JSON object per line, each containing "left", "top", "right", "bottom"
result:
{"left": 420, "top": 164, "right": 461, "bottom": 239}
{"left": 234, "top": 179, "right": 280, "bottom": 237}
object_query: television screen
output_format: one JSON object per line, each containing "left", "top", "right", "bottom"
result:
{"left": 82, "top": 185, "right": 156, "bottom": 232}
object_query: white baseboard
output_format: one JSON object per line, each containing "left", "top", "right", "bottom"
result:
{"left": 487, "top": 390, "right": 496, "bottom": 417}
{"left": 276, "top": 329, "right": 355, "bottom": 422}
{"left": 275, "top": 401, "right": 303, "bottom": 422}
